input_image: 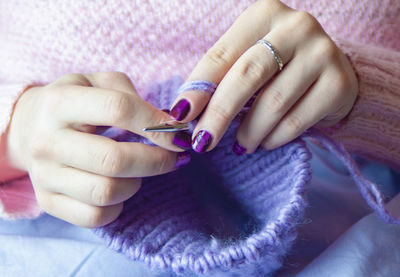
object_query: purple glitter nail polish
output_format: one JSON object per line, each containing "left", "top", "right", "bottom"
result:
{"left": 233, "top": 140, "right": 246, "bottom": 156}
{"left": 175, "top": 152, "right": 191, "bottom": 169}
{"left": 170, "top": 99, "right": 190, "bottom": 121}
{"left": 192, "top": 130, "right": 212, "bottom": 153}
{"left": 173, "top": 131, "right": 192, "bottom": 150}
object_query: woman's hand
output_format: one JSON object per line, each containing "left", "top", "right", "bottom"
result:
{"left": 170, "top": 0, "right": 358, "bottom": 154}
{"left": 6, "top": 72, "right": 191, "bottom": 227}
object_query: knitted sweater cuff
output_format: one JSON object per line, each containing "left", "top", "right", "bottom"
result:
{"left": 0, "top": 176, "right": 42, "bottom": 219}
{"left": 321, "top": 39, "right": 400, "bottom": 171}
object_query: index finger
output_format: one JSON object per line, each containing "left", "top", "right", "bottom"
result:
{"left": 169, "top": 0, "right": 285, "bottom": 122}
{"left": 46, "top": 84, "right": 190, "bottom": 152}
{"left": 51, "top": 129, "right": 190, "bottom": 177}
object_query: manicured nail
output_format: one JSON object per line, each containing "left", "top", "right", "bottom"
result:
{"left": 173, "top": 131, "right": 192, "bottom": 150}
{"left": 232, "top": 140, "right": 246, "bottom": 156}
{"left": 170, "top": 99, "right": 190, "bottom": 121}
{"left": 192, "top": 130, "right": 212, "bottom": 153}
{"left": 175, "top": 152, "right": 191, "bottom": 169}
{"left": 161, "top": 109, "right": 170, "bottom": 114}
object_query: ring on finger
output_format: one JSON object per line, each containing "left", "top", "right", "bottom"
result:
{"left": 256, "top": 39, "right": 284, "bottom": 71}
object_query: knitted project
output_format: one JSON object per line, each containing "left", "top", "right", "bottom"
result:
{"left": 94, "top": 77, "right": 399, "bottom": 276}
{"left": 1, "top": 0, "right": 400, "bottom": 219}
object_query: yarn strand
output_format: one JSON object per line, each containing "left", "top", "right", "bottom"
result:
{"left": 305, "top": 128, "right": 400, "bottom": 224}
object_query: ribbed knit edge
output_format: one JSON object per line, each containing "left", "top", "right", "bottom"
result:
{"left": 93, "top": 140, "right": 312, "bottom": 275}
{"left": 322, "top": 38, "right": 400, "bottom": 171}
{"left": 0, "top": 176, "right": 42, "bottom": 219}
{"left": 94, "top": 78, "right": 313, "bottom": 275}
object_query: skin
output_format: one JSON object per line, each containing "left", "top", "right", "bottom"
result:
{"left": 171, "top": 0, "right": 358, "bottom": 153}
{"left": 6, "top": 72, "right": 186, "bottom": 228}
{"left": 5, "top": 0, "right": 359, "bottom": 227}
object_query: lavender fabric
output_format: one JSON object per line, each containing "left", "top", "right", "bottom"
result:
{"left": 94, "top": 76, "right": 399, "bottom": 276}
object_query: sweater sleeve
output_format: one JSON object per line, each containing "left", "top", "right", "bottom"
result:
{"left": 0, "top": 83, "right": 42, "bottom": 219}
{"left": 320, "top": 39, "right": 400, "bottom": 171}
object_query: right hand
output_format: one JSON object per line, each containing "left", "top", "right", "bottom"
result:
{"left": 6, "top": 72, "right": 191, "bottom": 227}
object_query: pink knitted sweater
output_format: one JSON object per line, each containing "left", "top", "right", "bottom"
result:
{"left": 0, "top": 0, "right": 399, "bottom": 220}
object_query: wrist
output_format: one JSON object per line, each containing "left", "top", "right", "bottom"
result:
{"left": 0, "top": 129, "right": 27, "bottom": 181}
{"left": 6, "top": 86, "right": 41, "bottom": 172}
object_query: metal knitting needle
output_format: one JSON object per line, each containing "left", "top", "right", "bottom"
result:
{"left": 142, "top": 121, "right": 189, "bottom": 132}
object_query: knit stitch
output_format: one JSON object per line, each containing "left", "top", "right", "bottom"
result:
{"left": 95, "top": 77, "right": 312, "bottom": 275}
{"left": 94, "top": 78, "right": 399, "bottom": 275}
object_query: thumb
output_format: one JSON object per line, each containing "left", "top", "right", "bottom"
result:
{"left": 83, "top": 72, "right": 193, "bottom": 152}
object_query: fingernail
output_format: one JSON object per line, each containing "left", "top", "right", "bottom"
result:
{"left": 173, "top": 131, "right": 192, "bottom": 150}
{"left": 175, "top": 152, "right": 191, "bottom": 169}
{"left": 232, "top": 140, "right": 246, "bottom": 156}
{"left": 192, "top": 130, "right": 212, "bottom": 153}
{"left": 170, "top": 99, "right": 190, "bottom": 121}
{"left": 161, "top": 109, "right": 170, "bottom": 114}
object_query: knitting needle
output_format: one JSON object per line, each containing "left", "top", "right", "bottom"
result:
{"left": 142, "top": 121, "right": 189, "bottom": 132}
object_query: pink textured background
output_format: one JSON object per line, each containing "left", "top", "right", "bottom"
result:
{"left": 0, "top": 0, "right": 398, "bottom": 94}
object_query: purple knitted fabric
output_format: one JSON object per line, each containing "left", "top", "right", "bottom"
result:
{"left": 94, "top": 76, "right": 399, "bottom": 276}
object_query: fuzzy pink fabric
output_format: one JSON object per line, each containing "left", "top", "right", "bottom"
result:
{"left": 0, "top": 0, "right": 399, "bottom": 218}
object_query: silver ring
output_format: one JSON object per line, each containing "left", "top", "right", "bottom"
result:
{"left": 256, "top": 39, "right": 284, "bottom": 71}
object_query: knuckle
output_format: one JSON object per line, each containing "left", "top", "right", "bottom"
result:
{"left": 334, "top": 84, "right": 349, "bottom": 101}
{"left": 90, "top": 177, "right": 116, "bottom": 206}
{"left": 330, "top": 71, "right": 352, "bottom": 100}
{"left": 315, "top": 38, "right": 338, "bottom": 63}
{"left": 98, "top": 145, "right": 124, "bottom": 176}
{"left": 263, "top": 87, "right": 287, "bottom": 114}
{"left": 63, "top": 73, "right": 85, "bottom": 81}
{"left": 104, "top": 93, "right": 132, "bottom": 125}
{"left": 67, "top": 73, "right": 90, "bottom": 85}
{"left": 146, "top": 129, "right": 163, "bottom": 142}
{"left": 145, "top": 111, "right": 170, "bottom": 143}
{"left": 62, "top": 73, "right": 80, "bottom": 79}
{"left": 256, "top": 0, "right": 285, "bottom": 15}
{"left": 205, "top": 44, "right": 235, "bottom": 67}
{"left": 239, "top": 133, "right": 258, "bottom": 148}
{"left": 293, "top": 11, "right": 320, "bottom": 35}
{"left": 35, "top": 191, "right": 51, "bottom": 212}
{"left": 237, "top": 59, "right": 267, "bottom": 85}
{"left": 86, "top": 207, "right": 107, "bottom": 227}
{"left": 40, "top": 87, "right": 62, "bottom": 113}
{"left": 35, "top": 196, "right": 47, "bottom": 211}
{"left": 49, "top": 73, "right": 90, "bottom": 87}
{"left": 329, "top": 104, "right": 349, "bottom": 121}
{"left": 29, "top": 133, "right": 51, "bottom": 159}
{"left": 337, "top": 72, "right": 352, "bottom": 92}
{"left": 101, "top": 71, "right": 130, "bottom": 84}
{"left": 285, "top": 114, "right": 303, "bottom": 133}
{"left": 146, "top": 124, "right": 168, "bottom": 143}
{"left": 58, "top": 73, "right": 81, "bottom": 83}
{"left": 207, "top": 104, "right": 232, "bottom": 123}
{"left": 153, "top": 151, "right": 173, "bottom": 174}
{"left": 28, "top": 163, "right": 43, "bottom": 185}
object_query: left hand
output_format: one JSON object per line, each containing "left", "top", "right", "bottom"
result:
{"left": 169, "top": 0, "right": 358, "bottom": 154}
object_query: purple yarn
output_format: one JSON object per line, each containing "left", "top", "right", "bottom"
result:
{"left": 94, "top": 77, "right": 399, "bottom": 276}
{"left": 304, "top": 129, "right": 400, "bottom": 225}
{"left": 176, "top": 80, "right": 218, "bottom": 96}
